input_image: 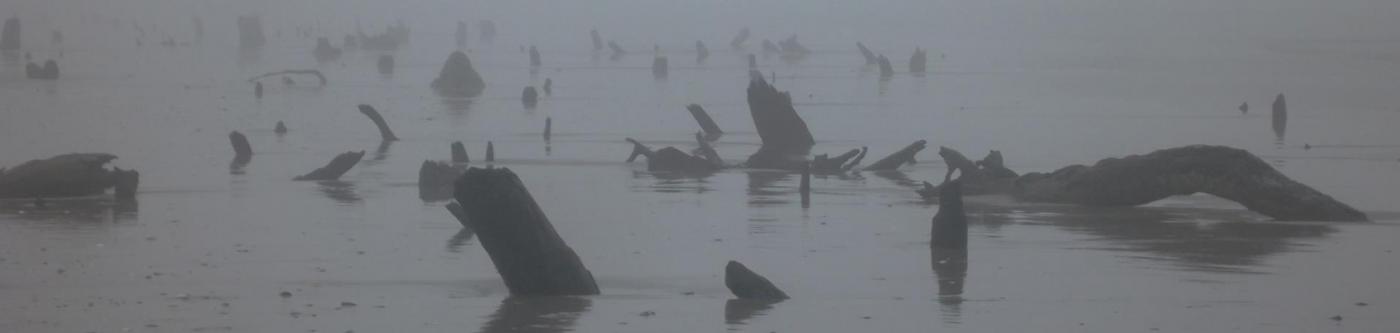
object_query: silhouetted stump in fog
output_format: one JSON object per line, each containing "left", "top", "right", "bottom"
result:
{"left": 274, "top": 121, "right": 287, "bottom": 135}
{"left": 1, "top": 17, "right": 20, "bottom": 50}
{"left": 863, "top": 140, "right": 926, "bottom": 171}
{"left": 522, "top": 86, "right": 539, "bottom": 109}
{"left": 1272, "top": 94, "right": 1287, "bottom": 140}
{"left": 652, "top": 56, "right": 668, "bottom": 79}
{"left": 777, "top": 35, "right": 809, "bottom": 57}
{"left": 725, "top": 261, "right": 788, "bottom": 300}
{"left": 687, "top": 104, "right": 723, "bottom": 140}
{"left": 744, "top": 70, "right": 815, "bottom": 170}
{"left": 918, "top": 146, "right": 1007, "bottom": 198}
{"left": 529, "top": 45, "right": 541, "bottom": 67}
{"left": 976, "top": 150, "right": 1017, "bottom": 179}
{"left": 0, "top": 154, "right": 138, "bottom": 199}
{"left": 377, "top": 55, "right": 394, "bottom": 75}
{"left": 910, "top": 47, "right": 927, "bottom": 73}
{"left": 357, "top": 104, "right": 398, "bottom": 141}
{"left": 229, "top": 131, "right": 252, "bottom": 164}
{"left": 857, "top": 42, "right": 877, "bottom": 65}
{"left": 446, "top": 201, "right": 470, "bottom": 228}
{"left": 696, "top": 41, "right": 709, "bottom": 63}
{"left": 312, "top": 37, "right": 341, "bottom": 62}
{"left": 248, "top": 70, "right": 326, "bottom": 86}
{"left": 543, "top": 78, "right": 553, "bottom": 96}
{"left": 543, "top": 117, "right": 552, "bottom": 142}
{"left": 930, "top": 180, "right": 967, "bottom": 250}
{"left": 419, "top": 160, "right": 464, "bottom": 201}
{"left": 626, "top": 138, "right": 721, "bottom": 173}
{"left": 294, "top": 151, "right": 364, "bottom": 181}
{"left": 1013, "top": 145, "right": 1368, "bottom": 221}
{"left": 432, "top": 51, "right": 485, "bottom": 97}
{"left": 590, "top": 29, "right": 603, "bottom": 51}
{"left": 236, "top": 16, "right": 265, "bottom": 49}
{"left": 453, "top": 167, "right": 600, "bottom": 295}
{"left": 456, "top": 21, "right": 468, "bottom": 48}
{"left": 939, "top": 146, "right": 981, "bottom": 182}
{"left": 1239, "top": 101, "right": 1249, "bottom": 114}
{"left": 876, "top": 54, "right": 893, "bottom": 78}
{"left": 800, "top": 164, "right": 811, "bottom": 207}
{"left": 25, "top": 60, "right": 58, "bottom": 79}
{"left": 731, "top": 28, "right": 750, "bottom": 49}
{"left": 486, "top": 141, "right": 495, "bottom": 162}
{"left": 452, "top": 141, "right": 469, "bottom": 163}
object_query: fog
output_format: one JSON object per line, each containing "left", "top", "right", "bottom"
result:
{"left": 2, "top": 0, "right": 1399, "bottom": 332}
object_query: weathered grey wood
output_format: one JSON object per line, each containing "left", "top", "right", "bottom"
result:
{"left": 1, "top": 17, "right": 20, "bottom": 50}
{"left": 453, "top": 167, "right": 600, "bottom": 295}
{"left": 0, "top": 154, "right": 137, "bottom": 199}
{"left": 730, "top": 28, "right": 750, "bottom": 49}
{"left": 248, "top": 70, "right": 326, "bottom": 86}
{"left": 864, "top": 140, "right": 926, "bottom": 171}
{"left": 486, "top": 141, "right": 495, "bottom": 162}
{"left": 725, "top": 261, "right": 788, "bottom": 300}
{"left": 745, "top": 70, "right": 815, "bottom": 169}
{"left": 274, "top": 121, "right": 287, "bottom": 135}
{"left": 696, "top": 40, "right": 709, "bottom": 63}
{"left": 652, "top": 56, "right": 668, "bottom": 79}
{"left": 800, "top": 164, "right": 811, "bottom": 208}
{"left": 591, "top": 29, "right": 603, "bottom": 51}
{"left": 357, "top": 104, "right": 398, "bottom": 141}
{"left": 529, "top": 45, "right": 542, "bottom": 67}
{"left": 543, "top": 78, "right": 553, "bottom": 96}
{"left": 543, "top": 117, "right": 552, "bottom": 142}
{"left": 877, "top": 54, "right": 894, "bottom": 78}
{"left": 294, "top": 151, "right": 364, "bottom": 181}
{"left": 419, "top": 160, "right": 463, "bottom": 201}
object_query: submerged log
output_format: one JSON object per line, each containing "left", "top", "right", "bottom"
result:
{"left": 248, "top": 70, "right": 327, "bottom": 86}
{"left": 626, "top": 138, "right": 720, "bottom": 173}
{"left": 229, "top": 131, "right": 252, "bottom": 164}
{"left": 696, "top": 40, "right": 709, "bottom": 63}
{"left": 432, "top": 51, "right": 486, "bottom": 97}
{"left": 730, "top": 28, "right": 750, "bottom": 49}
{"left": 294, "top": 151, "right": 364, "bottom": 181}
{"left": 811, "top": 147, "right": 863, "bottom": 172}
{"left": 652, "top": 56, "right": 668, "bottom": 79}
{"left": 522, "top": 86, "right": 539, "bottom": 109}
{"left": 687, "top": 104, "right": 723, "bottom": 139}
{"left": 857, "top": 42, "right": 877, "bottom": 65}
{"left": 745, "top": 71, "right": 815, "bottom": 169}
{"left": 910, "top": 48, "right": 927, "bottom": 73}
{"left": 725, "top": 261, "right": 788, "bottom": 300}
{"left": 1272, "top": 94, "right": 1287, "bottom": 140}
{"left": 357, "top": 104, "right": 398, "bottom": 141}
{"left": 377, "top": 55, "right": 394, "bottom": 75}
{"left": 419, "top": 160, "right": 464, "bottom": 201}
{"left": 1013, "top": 145, "right": 1368, "bottom": 221}
{"left": 591, "top": 29, "right": 603, "bottom": 51}
{"left": 863, "top": 140, "right": 926, "bottom": 171}
{"left": 453, "top": 167, "right": 600, "bottom": 295}
{"left": 930, "top": 180, "right": 967, "bottom": 250}
{"left": 877, "top": 54, "right": 894, "bottom": 78}
{"left": 0, "top": 154, "right": 138, "bottom": 199}
{"left": 452, "top": 141, "right": 469, "bottom": 163}
{"left": 1, "top": 17, "right": 20, "bottom": 50}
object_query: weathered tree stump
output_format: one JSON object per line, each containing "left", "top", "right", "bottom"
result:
{"left": 800, "top": 164, "right": 811, "bottom": 208}
{"left": 529, "top": 45, "right": 542, "bottom": 67}
{"left": 543, "top": 78, "right": 553, "bottom": 96}
{"left": 930, "top": 180, "right": 967, "bottom": 250}
{"left": 877, "top": 54, "right": 894, "bottom": 78}
{"left": 229, "top": 131, "right": 252, "bottom": 165}
{"left": 745, "top": 70, "right": 815, "bottom": 170}
{"left": 419, "top": 160, "right": 464, "bottom": 201}
{"left": 294, "top": 151, "right": 364, "bottom": 181}
{"left": 725, "top": 261, "right": 788, "bottom": 300}
{"left": 1272, "top": 94, "right": 1287, "bottom": 140}
{"left": 486, "top": 141, "right": 495, "bottom": 162}
{"left": 522, "top": 86, "right": 539, "bottom": 109}
{"left": 1, "top": 17, "right": 20, "bottom": 50}
{"left": 357, "top": 104, "right": 398, "bottom": 141}
{"left": 696, "top": 40, "right": 710, "bottom": 63}
{"left": 274, "top": 121, "right": 287, "bottom": 135}
{"left": 626, "top": 138, "right": 720, "bottom": 173}
{"left": 591, "top": 29, "right": 603, "bottom": 51}
{"left": 730, "top": 28, "right": 750, "bottom": 49}
{"left": 543, "top": 118, "right": 552, "bottom": 142}
{"left": 432, "top": 51, "right": 485, "bottom": 97}
{"left": 910, "top": 48, "right": 927, "bottom": 73}
{"left": 652, "top": 56, "right": 668, "bottom": 79}
{"left": 452, "top": 141, "right": 469, "bottom": 163}
{"left": 453, "top": 167, "right": 600, "bottom": 295}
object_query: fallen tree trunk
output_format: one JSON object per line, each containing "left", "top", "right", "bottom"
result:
{"left": 357, "top": 104, "right": 398, "bottom": 141}
{"left": 294, "top": 151, "right": 364, "bottom": 181}
{"left": 1013, "top": 145, "right": 1368, "bottom": 221}
{"left": 0, "top": 153, "right": 138, "bottom": 199}
{"left": 863, "top": 140, "right": 926, "bottom": 171}
{"left": 687, "top": 104, "right": 723, "bottom": 140}
{"left": 453, "top": 167, "right": 600, "bottom": 295}
{"left": 247, "top": 70, "right": 326, "bottom": 86}
{"left": 725, "top": 261, "right": 788, "bottom": 300}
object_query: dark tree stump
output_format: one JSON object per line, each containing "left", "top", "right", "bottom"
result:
{"left": 725, "top": 261, "right": 788, "bottom": 300}
{"left": 930, "top": 180, "right": 967, "bottom": 250}
{"left": 451, "top": 141, "right": 469, "bottom": 163}
{"left": 294, "top": 151, "right": 364, "bottom": 181}
{"left": 357, "top": 104, "right": 398, "bottom": 141}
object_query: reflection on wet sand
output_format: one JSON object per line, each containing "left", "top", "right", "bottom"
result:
{"left": 930, "top": 248, "right": 967, "bottom": 325}
{"left": 478, "top": 296, "right": 592, "bottom": 333}
{"left": 983, "top": 205, "right": 1337, "bottom": 274}
{"left": 446, "top": 227, "right": 476, "bottom": 253}
{"left": 440, "top": 97, "right": 475, "bottom": 113}
{"left": 630, "top": 170, "right": 715, "bottom": 194}
{"left": 724, "top": 298, "right": 780, "bottom": 327}
{"left": 746, "top": 170, "right": 792, "bottom": 207}
{"left": 0, "top": 196, "right": 137, "bottom": 224}
{"left": 868, "top": 170, "right": 919, "bottom": 188}
{"left": 373, "top": 140, "right": 393, "bottom": 161}
{"left": 316, "top": 180, "right": 361, "bottom": 204}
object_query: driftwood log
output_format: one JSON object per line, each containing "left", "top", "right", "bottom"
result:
{"left": 725, "top": 261, "right": 788, "bottom": 300}
{"left": 294, "top": 151, "right": 364, "bottom": 181}
{"left": 453, "top": 167, "right": 600, "bottom": 295}
{"left": 863, "top": 140, "right": 926, "bottom": 171}
{"left": 419, "top": 160, "right": 464, "bottom": 201}
{"left": 357, "top": 104, "right": 398, "bottom": 141}
{"left": 812, "top": 147, "right": 866, "bottom": 173}
{"left": 0, "top": 154, "right": 138, "bottom": 199}
{"left": 687, "top": 104, "right": 723, "bottom": 140}
{"left": 910, "top": 48, "right": 927, "bottom": 73}
{"left": 626, "top": 138, "right": 721, "bottom": 173}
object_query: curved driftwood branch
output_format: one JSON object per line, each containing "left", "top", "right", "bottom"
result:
{"left": 863, "top": 140, "right": 926, "bottom": 171}
{"left": 453, "top": 167, "right": 600, "bottom": 295}
{"left": 247, "top": 70, "right": 326, "bottom": 86}
{"left": 910, "top": 48, "right": 927, "bottom": 73}
{"left": 725, "top": 261, "right": 788, "bottom": 300}
{"left": 294, "top": 151, "right": 364, "bottom": 181}
{"left": 1013, "top": 145, "right": 1367, "bottom": 221}
{"left": 687, "top": 104, "right": 723, "bottom": 139}
{"left": 357, "top": 104, "right": 398, "bottom": 141}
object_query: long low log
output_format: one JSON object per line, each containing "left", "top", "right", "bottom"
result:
{"left": 863, "top": 140, "right": 926, "bottom": 171}
{"left": 0, "top": 154, "right": 138, "bottom": 199}
{"left": 811, "top": 148, "right": 862, "bottom": 173}
{"left": 294, "top": 151, "right": 364, "bottom": 181}
{"left": 419, "top": 160, "right": 464, "bottom": 201}
{"left": 248, "top": 70, "right": 326, "bottom": 86}
{"left": 1013, "top": 145, "right": 1367, "bottom": 221}
{"left": 453, "top": 167, "right": 600, "bottom": 295}
{"left": 357, "top": 104, "right": 398, "bottom": 141}
{"left": 626, "top": 138, "right": 720, "bottom": 173}
{"left": 725, "top": 261, "right": 788, "bottom": 300}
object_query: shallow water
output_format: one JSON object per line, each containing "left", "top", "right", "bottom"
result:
{"left": 3, "top": 1, "right": 1400, "bottom": 332}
